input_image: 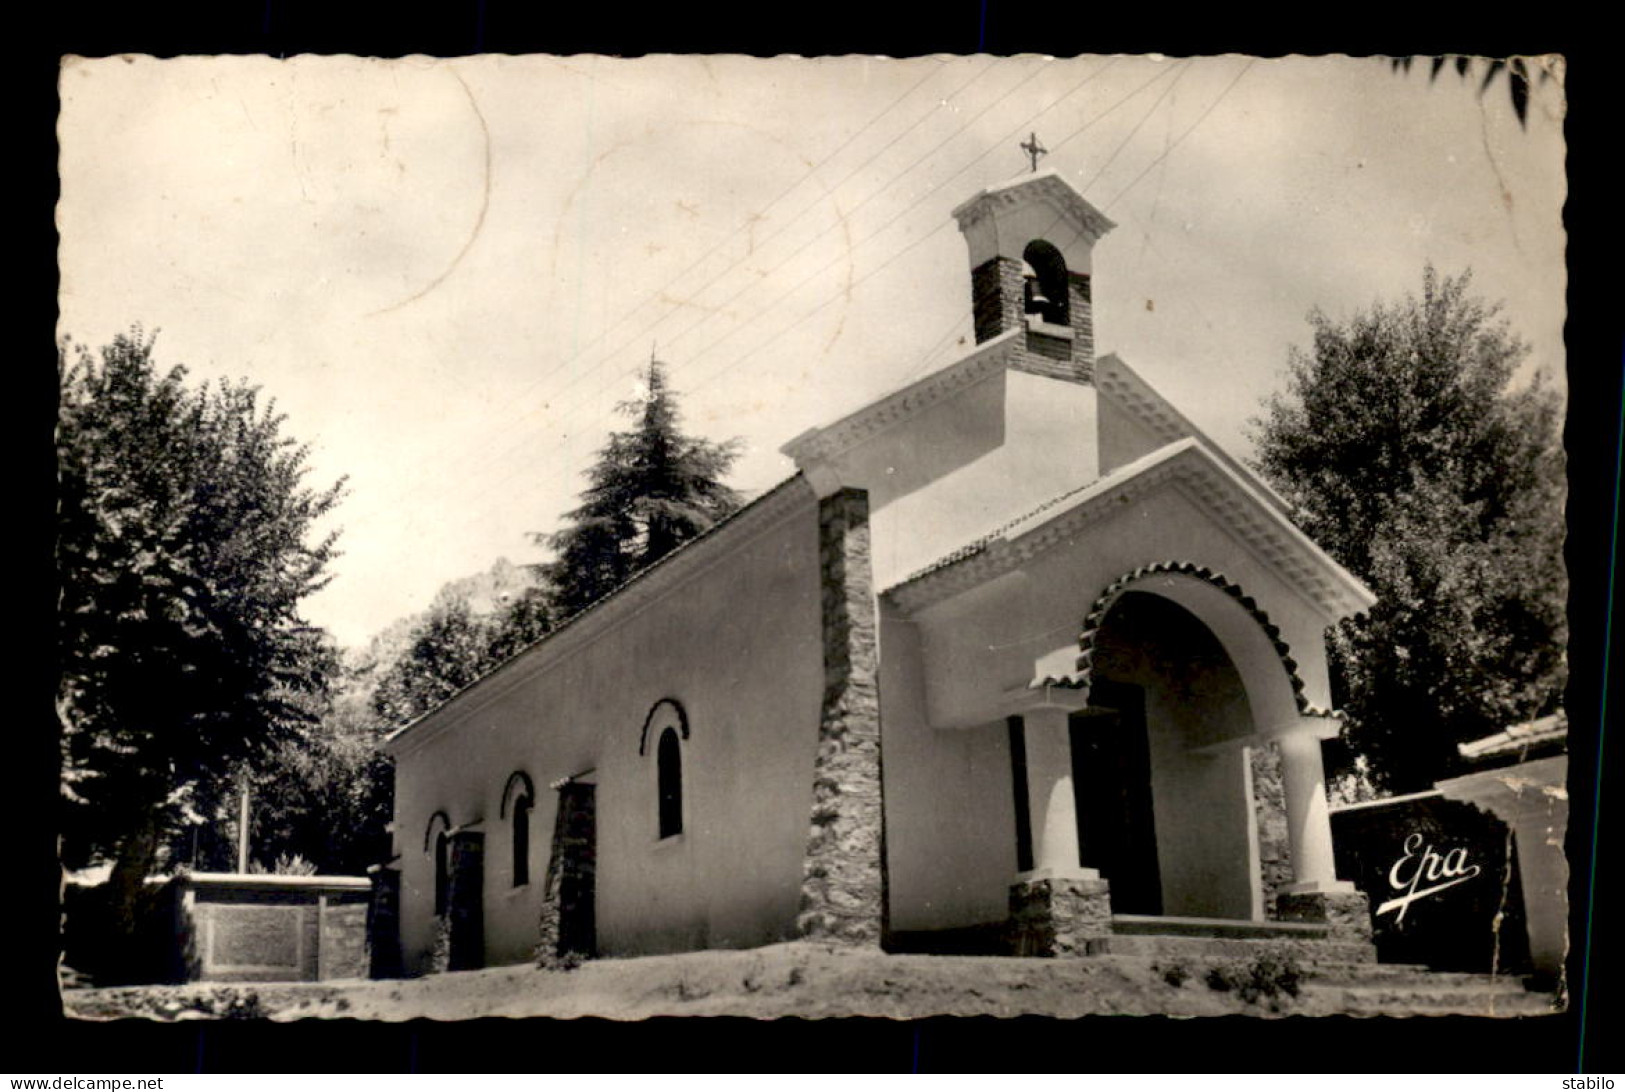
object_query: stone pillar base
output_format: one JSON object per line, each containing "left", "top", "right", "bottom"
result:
{"left": 365, "top": 865, "right": 402, "bottom": 980}
{"left": 446, "top": 831, "right": 485, "bottom": 972}
{"left": 1008, "top": 877, "right": 1112, "bottom": 957}
{"left": 1277, "top": 889, "right": 1374, "bottom": 944}
{"left": 537, "top": 781, "right": 598, "bottom": 968}
{"left": 428, "top": 915, "right": 452, "bottom": 974}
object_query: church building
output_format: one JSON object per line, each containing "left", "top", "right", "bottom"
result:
{"left": 377, "top": 169, "right": 1379, "bottom": 975}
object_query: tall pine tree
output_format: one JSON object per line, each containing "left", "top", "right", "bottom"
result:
{"left": 542, "top": 359, "right": 741, "bottom": 616}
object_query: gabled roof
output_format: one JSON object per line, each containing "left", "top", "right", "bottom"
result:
{"left": 949, "top": 169, "right": 1117, "bottom": 244}
{"left": 885, "top": 437, "right": 1376, "bottom": 621}
{"left": 1095, "top": 352, "right": 1293, "bottom": 517}
{"left": 382, "top": 473, "right": 814, "bottom": 756}
{"left": 780, "top": 328, "right": 1020, "bottom": 467}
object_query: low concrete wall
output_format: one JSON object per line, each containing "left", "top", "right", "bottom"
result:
{"left": 177, "top": 873, "right": 372, "bottom": 983}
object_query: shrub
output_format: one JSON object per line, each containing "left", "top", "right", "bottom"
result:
{"left": 1204, "top": 953, "right": 1303, "bottom": 1005}
{"left": 1156, "top": 961, "right": 1191, "bottom": 988}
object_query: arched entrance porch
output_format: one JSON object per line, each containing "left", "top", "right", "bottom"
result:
{"left": 1008, "top": 564, "right": 1368, "bottom": 955}
{"left": 1080, "top": 590, "right": 1259, "bottom": 919}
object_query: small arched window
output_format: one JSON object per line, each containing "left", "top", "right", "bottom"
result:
{"left": 1022, "top": 239, "right": 1070, "bottom": 326}
{"left": 639, "top": 699, "right": 690, "bottom": 841}
{"left": 424, "top": 811, "right": 452, "bottom": 916}
{"left": 501, "top": 771, "right": 536, "bottom": 888}
{"left": 657, "top": 726, "right": 683, "bottom": 839}
{"left": 512, "top": 795, "right": 532, "bottom": 886}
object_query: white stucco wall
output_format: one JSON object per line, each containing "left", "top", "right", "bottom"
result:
{"left": 1097, "top": 391, "right": 1168, "bottom": 474}
{"left": 869, "top": 370, "right": 1100, "bottom": 589}
{"left": 388, "top": 491, "right": 825, "bottom": 972}
{"left": 878, "top": 607, "right": 1020, "bottom": 935}
{"left": 881, "top": 483, "right": 1341, "bottom": 929}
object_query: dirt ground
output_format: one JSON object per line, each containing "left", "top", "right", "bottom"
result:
{"left": 61, "top": 942, "right": 1562, "bottom": 1022}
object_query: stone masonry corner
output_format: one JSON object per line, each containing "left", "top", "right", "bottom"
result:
{"left": 798, "top": 488, "right": 888, "bottom": 947}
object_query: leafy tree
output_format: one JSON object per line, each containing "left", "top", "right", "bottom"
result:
{"left": 1388, "top": 54, "right": 1560, "bottom": 130}
{"left": 57, "top": 329, "right": 344, "bottom": 951}
{"left": 372, "top": 591, "right": 502, "bottom": 727}
{"left": 542, "top": 359, "right": 742, "bottom": 615}
{"left": 236, "top": 649, "right": 397, "bottom": 876}
{"left": 485, "top": 584, "right": 559, "bottom": 663}
{"left": 1253, "top": 267, "right": 1565, "bottom": 793}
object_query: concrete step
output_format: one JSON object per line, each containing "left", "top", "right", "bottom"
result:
{"left": 1112, "top": 914, "right": 1332, "bottom": 940}
{"left": 1093, "top": 933, "right": 1376, "bottom": 964}
{"left": 1300, "top": 982, "right": 1559, "bottom": 1016}
{"left": 1099, "top": 951, "right": 1558, "bottom": 1015}
{"left": 1307, "top": 963, "right": 1532, "bottom": 989}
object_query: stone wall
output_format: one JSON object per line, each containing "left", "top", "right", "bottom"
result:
{"left": 971, "top": 256, "right": 1025, "bottom": 346}
{"left": 798, "top": 488, "right": 887, "bottom": 946}
{"left": 1007, "top": 877, "right": 1113, "bottom": 957}
{"left": 537, "top": 781, "right": 598, "bottom": 966}
{"left": 1065, "top": 273, "right": 1095, "bottom": 377}
{"left": 428, "top": 915, "right": 451, "bottom": 974}
{"left": 968, "top": 258, "right": 1095, "bottom": 385}
{"left": 1278, "top": 890, "right": 1375, "bottom": 946}
{"left": 366, "top": 866, "right": 402, "bottom": 979}
{"left": 172, "top": 876, "right": 372, "bottom": 983}
{"left": 1249, "top": 740, "right": 1294, "bottom": 917}
{"left": 319, "top": 900, "right": 369, "bottom": 980}
{"left": 446, "top": 832, "right": 485, "bottom": 971}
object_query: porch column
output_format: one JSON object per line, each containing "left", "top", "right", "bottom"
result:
{"left": 1274, "top": 719, "right": 1354, "bottom": 894}
{"left": 1005, "top": 685, "right": 1110, "bottom": 957}
{"left": 1273, "top": 718, "right": 1371, "bottom": 946}
{"left": 1019, "top": 704, "right": 1096, "bottom": 880}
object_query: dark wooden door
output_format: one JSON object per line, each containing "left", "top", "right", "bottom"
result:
{"left": 1072, "top": 679, "right": 1163, "bottom": 915}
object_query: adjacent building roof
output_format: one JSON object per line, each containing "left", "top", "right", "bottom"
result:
{"left": 1457, "top": 712, "right": 1569, "bottom": 763}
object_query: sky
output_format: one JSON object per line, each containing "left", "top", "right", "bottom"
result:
{"left": 57, "top": 54, "right": 1567, "bottom": 650}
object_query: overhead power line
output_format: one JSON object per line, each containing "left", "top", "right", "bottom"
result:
{"left": 388, "top": 58, "right": 1210, "bottom": 564}
{"left": 388, "top": 60, "right": 1087, "bottom": 530}
{"left": 366, "top": 58, "right": 970, "bottom": 511}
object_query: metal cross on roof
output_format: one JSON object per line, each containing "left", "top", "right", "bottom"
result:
{"left": 1020, "top": 132, "right": 1048, "bottom": 173}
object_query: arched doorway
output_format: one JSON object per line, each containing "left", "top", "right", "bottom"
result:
{"left": 1080, "top": 590, "right": 1259, "bottom": 919}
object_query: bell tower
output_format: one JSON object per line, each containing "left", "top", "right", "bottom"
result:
{"left": 951, "top": 170, "right": 1116, "bottom": 384}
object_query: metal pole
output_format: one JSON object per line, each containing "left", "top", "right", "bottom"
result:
{"left": 237, "top": 773, "right": 250, "bottom": 873}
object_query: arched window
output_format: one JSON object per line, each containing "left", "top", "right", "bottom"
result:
{"left": 511, "top": 794, "right": 532, "bottom": 885}
{"left": 639, "top": 699, "right": 690, "bottom": 841}
{"left": 657, "top": 726, "right": 683, "bottom": 839}
{"left": 501, "top": 771, "right": 536, "bottom": 888}
{"left": 424, "top": 811, "right": 452, "bottom": 916}
{"left": 1022, "top": 239, "right": 1070, "bottom": 326}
